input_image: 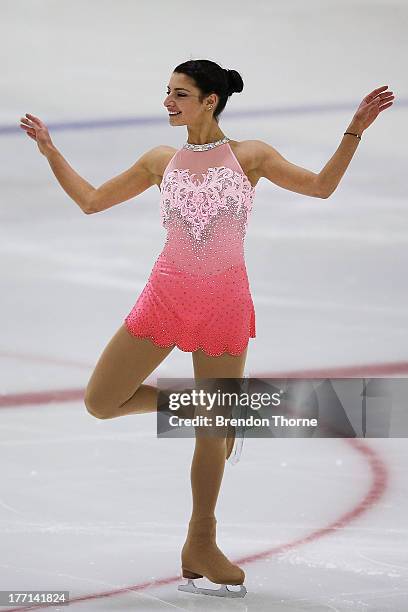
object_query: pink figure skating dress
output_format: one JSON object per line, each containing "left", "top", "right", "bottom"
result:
{"left": 124, "top": 136, "right": 256, "bottom": 357}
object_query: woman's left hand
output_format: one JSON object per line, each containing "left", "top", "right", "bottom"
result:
{"left": 351, "top": 85, "right": 395, "bottom": 133}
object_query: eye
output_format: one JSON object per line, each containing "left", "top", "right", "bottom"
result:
{"left": 166, "top": 91, "right": 186, "bottom": 97}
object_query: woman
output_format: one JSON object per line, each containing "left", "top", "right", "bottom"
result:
{"left": 20, "top": 59, "right": 394, "bottom": 598}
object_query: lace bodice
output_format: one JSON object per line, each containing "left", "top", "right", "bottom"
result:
{"left": 158, "top": 142, "right": 256, "bottom": 275}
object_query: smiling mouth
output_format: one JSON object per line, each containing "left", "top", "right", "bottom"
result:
{"left": 168, "top": 111, "right": 182, "bottom": 116}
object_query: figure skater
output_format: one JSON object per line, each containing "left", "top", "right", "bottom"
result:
{"left": 20, "top": 58, "right": 394, "bottom": 597}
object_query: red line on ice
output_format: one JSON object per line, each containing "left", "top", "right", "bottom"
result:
{"left": 1, "top": 360, "right": 408, "bottom": 409}
{"left": 1, "top": 383, "right": 389, "bottom": 610}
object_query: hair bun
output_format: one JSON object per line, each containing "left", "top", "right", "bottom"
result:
{"left": 225, "top": 68, "right": 244, "bottom": 95}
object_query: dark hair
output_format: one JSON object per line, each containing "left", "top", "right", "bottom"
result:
{"left": 173, "top": 59, "right": 244, "bottom": 123}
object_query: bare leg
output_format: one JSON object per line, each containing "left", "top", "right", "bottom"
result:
{"left": 84, "top": 324, "right": 175, "bottom": 419}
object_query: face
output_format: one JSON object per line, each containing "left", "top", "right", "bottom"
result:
{"left": 164, "top": 72, "right": 218, "bottom": 125}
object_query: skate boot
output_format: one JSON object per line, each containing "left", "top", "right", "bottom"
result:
{"left": 178, "top": 517, "right": 247, "bottom": 597}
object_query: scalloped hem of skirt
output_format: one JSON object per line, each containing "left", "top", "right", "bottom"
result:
{"left": 123, "top": 318, "right": 255, "bottom": 357}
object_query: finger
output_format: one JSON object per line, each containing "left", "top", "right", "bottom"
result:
{"left": 23, "top": 128, "right": 37, "bottom": 138}
{"left": 20, "top": 120, "right": 37, "bottom": 132}
{"left": 379, "top": 102, "right": 393, "bottom": 111}
{"left": 20, "top": 117, "right": 34, "bottom": 127}
{"left": 371, "top": 85, "right": 389, "bottom": 94}
{"left": 364, "top": 85, "right": 390, "bottom": 102}
{"left": 368, "top": 96, "right": 390, "bottom": 106}
{"left": 372, "top": 94, "right": 395, "bottom": 106}
{"left": 25, "top": 113, "right": 43, "bottom": 126}
{"left": 25, "top": 112, "right": 40, "bottom": 121}
{"left": 20, "top": 123, "right": 35, "bottom": 134}
{"left": 379, "top": 92, "right": 394, "bottom": 101}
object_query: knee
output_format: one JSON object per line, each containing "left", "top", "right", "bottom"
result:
{"left": 84, "top": 388, "right": 110, "bottom": 419}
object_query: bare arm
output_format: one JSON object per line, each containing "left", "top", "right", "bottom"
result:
{"left": 43, "top": 146, "right": 96, "bottom": 213}
{"left": 316, "top": 85, "right": 394, "bottom": 197}
{"left": 312, "top": 121, "right": 362, "bottom": 198}
{"left": 86, "top": 147, "right": 161, "bottom": 213}
{"left": 44, "top": 145, "right": 160, "bottom": 214}
{"left": 19, "top": 113, "right": 161, "bottom": 213}
{"left": 255, "top": 86, "right": 394, "bottom": 199}
{"left": 256, "top": 122, "right": 363, "bottom": 199}
{"left": 255, "top": 140, "right": 324, "bottom": 198}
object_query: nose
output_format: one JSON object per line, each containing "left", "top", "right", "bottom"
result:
{"left": 164, "top": 96, "right": 178, "bottom": 110}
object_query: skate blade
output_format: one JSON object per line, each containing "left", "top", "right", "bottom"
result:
{"left": 178, "top": 578, "right": 247, "bottom": 598}
{"left": 229, "top": 435, "right": 244, "bottom": 465}
{"left": 228, "top": 400, "right": 249, "bottom": 465}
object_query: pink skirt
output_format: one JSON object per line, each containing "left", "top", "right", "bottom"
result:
{"left": 124, "top": 255, "right": 256, "bottom": 357}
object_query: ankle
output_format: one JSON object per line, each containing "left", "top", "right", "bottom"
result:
{"left": 189, "top": 515, "right": 216, "bottom": 523}
{"left": 186, "top": 516, "right": 217, "bottom": 539}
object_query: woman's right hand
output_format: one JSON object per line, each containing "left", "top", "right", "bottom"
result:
{"left": 19, "top": 113, "right": 55, "bottom": 156}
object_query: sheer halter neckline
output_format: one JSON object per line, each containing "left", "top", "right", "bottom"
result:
{"left": 182, "top": 136, "right": 231, "bottom": 151}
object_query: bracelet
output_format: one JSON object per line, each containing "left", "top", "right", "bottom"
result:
{"left": 344, "top": 131, "right": 362, "bottom": 140}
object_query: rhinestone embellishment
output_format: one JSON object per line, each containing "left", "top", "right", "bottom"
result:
{"left": 160, "top": 166, "right": 255, "bottom": 241}
{"left": 182, "top": 136, "right": 231, "bottom": 151}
